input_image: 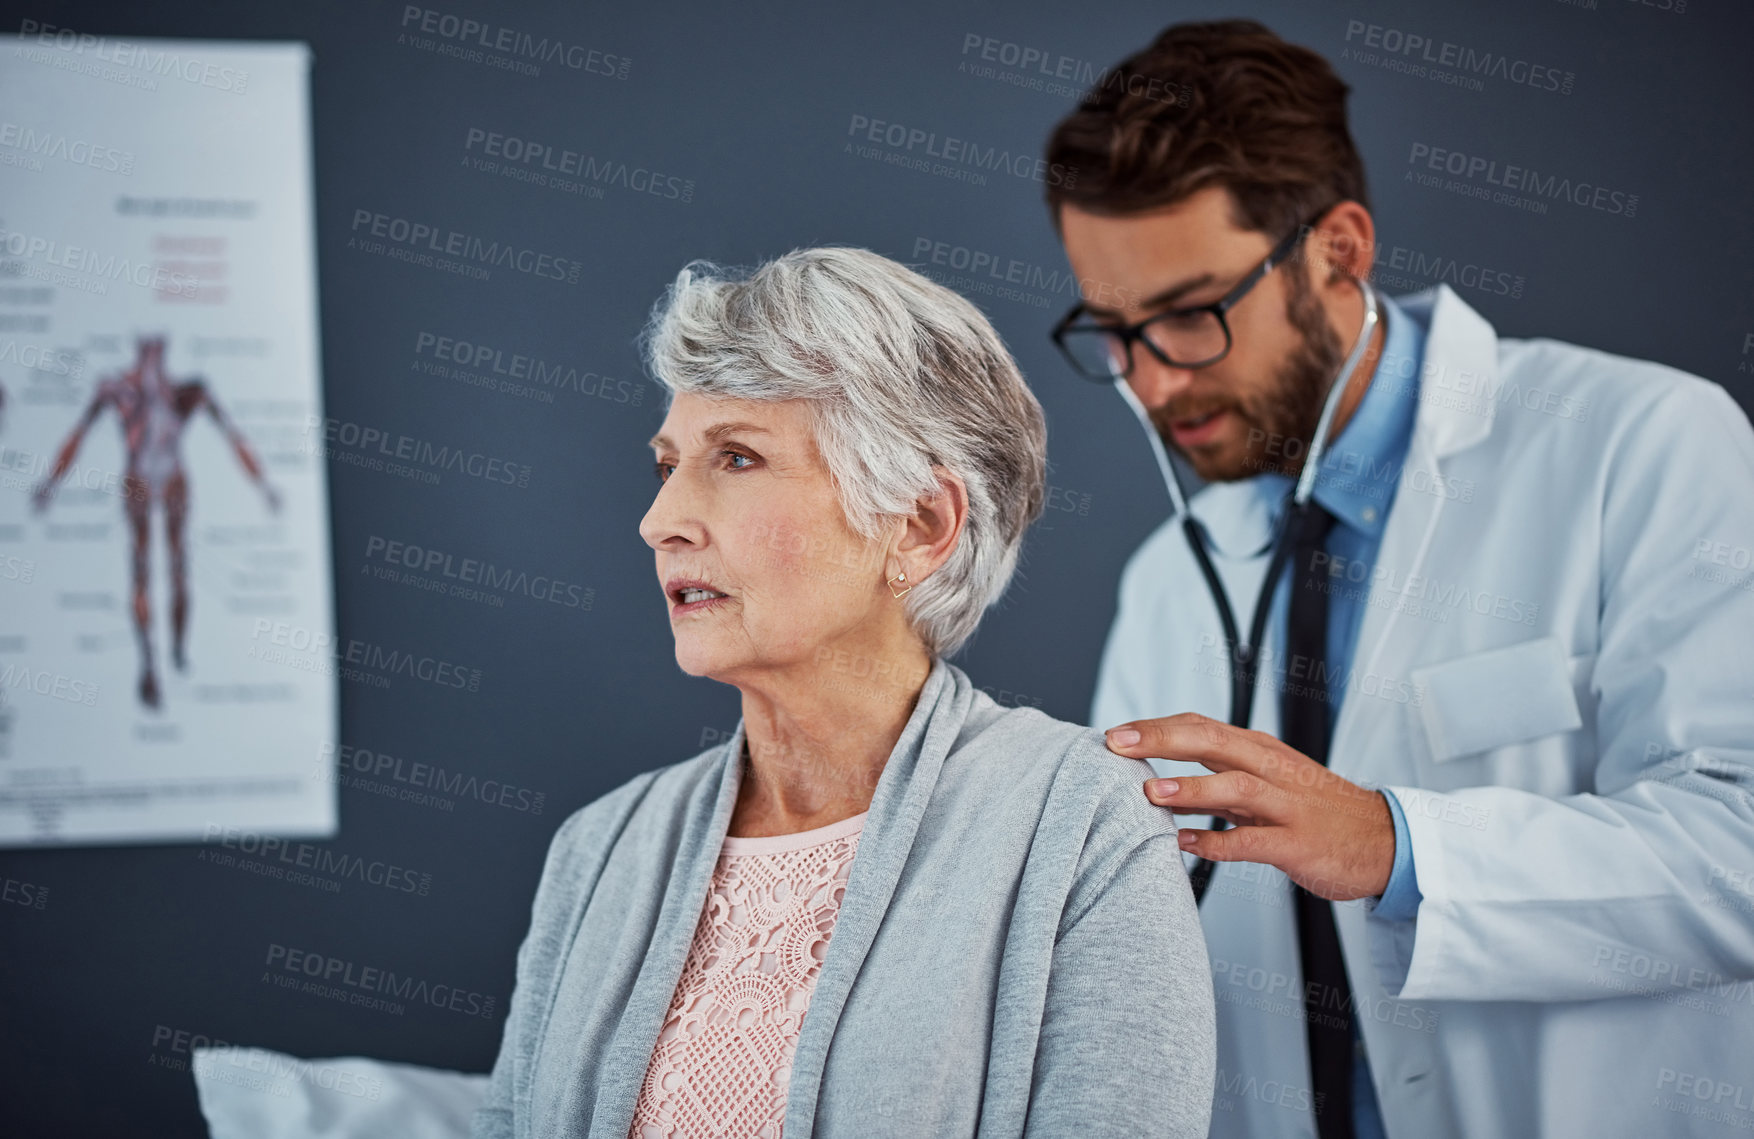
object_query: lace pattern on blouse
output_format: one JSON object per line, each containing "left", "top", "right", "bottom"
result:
{"left": 627, "top": 812, "right": 866, "bottom": 1139}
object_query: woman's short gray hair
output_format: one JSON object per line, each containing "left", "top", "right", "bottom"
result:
{"left": 641, "top": 246, "right": 1047, "bottom": 659}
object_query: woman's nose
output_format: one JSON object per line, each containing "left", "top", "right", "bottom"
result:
{"left": 639, "top": 468, "right": 704, "bottom": 551}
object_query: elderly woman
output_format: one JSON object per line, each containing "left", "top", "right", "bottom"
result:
{"left": 471, "top": 247, "right": 1215, "bottom": 1139}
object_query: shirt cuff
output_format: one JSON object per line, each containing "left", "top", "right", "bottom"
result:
{"left": 1370, "top": 789, "right": 1422, "bottom": 923}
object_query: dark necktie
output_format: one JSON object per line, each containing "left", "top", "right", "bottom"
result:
{"left": 1280, "top": 500, "right": 1354, "bottom": 1139}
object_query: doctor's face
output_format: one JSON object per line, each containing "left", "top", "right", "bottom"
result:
{"left": 1057, "top": 184, "right": 1346, "bottom": 483}
{"left": 639, "top": 392, "right": 906, "bottom": 687}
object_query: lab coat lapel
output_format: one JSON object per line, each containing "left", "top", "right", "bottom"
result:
{"left": 577, "top": 732, "right": 744, "bottom": 1139}
{"left": 1331, "top": 284, "right": 1499, "bottom": 784}
{"left": 782, "top": 655, "right": 971, "bottom": 1137}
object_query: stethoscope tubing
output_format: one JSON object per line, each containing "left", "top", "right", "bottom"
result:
{"left": 1111, "top": 277, "right": 1381, "bottom": 905}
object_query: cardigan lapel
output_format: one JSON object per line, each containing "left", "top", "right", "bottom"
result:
{"left": 572, "top": 657, "right": 970, "bottom": 1138}
{"left": 577, "top": 729, "right": 745, "bottom": 1139}
{"left": 781, "top": 655, "right": 972, "bottom": 1137}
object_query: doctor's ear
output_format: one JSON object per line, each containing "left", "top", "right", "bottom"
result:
{"left": 1303, "top": 200, "right": 1377, "bottom": 286}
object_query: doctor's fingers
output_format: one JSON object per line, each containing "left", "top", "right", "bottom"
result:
{"left": 1144, "top": 770, "right": 1289, "bottom": 826}
{"left": 1174, "top": 819, "right": 1290, "bottom": 865}
{"left": 1106, "top": 712, "right": 1288, "bottom": 776}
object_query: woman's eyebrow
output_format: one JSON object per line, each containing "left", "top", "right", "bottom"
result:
{"left": 647, "top": 422, "right": 774, "bottom": 452}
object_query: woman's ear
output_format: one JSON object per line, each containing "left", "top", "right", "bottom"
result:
{"left": 894, "top": 467, "right": 969, "bottom": 584}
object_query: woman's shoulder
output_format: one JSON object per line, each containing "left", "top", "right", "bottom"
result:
{"left": 957, "top": 699, "right": 1180, "bottom": 848}
{"left": 505, "top": 747, "right": 731, "bottom": 998}
{"left": 540, "top": 745, "right": 729, "bottom": 874}
{"left": 953, "top": 700, "right": 1191, "bottom": 936}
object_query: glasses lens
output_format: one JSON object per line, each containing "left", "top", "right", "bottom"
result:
{"left": 1142, "top": 309, "right": 1229, "bottom": 368}
{"left": 1058, "top": 326, "right": 1130, "bottom": 379}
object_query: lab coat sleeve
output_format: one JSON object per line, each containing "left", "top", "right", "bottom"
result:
{"left": 1374, "top": 377, "right": 1754, "bottom": 1003}
{"left": 1026, "top": 832, "right": 1216, "bottom": 1138}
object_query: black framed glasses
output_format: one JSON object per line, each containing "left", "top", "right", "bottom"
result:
{"left": 1050, "top": 210, "right": 1325, "bottom": 381}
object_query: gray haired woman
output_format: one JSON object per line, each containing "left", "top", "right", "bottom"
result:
{"left": 472, "top": 247, "right": 1215, "bottom": 1139}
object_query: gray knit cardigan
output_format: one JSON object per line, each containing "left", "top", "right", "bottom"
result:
{"left": 471, "top": 656, "right": 1215, "bottom": 1138}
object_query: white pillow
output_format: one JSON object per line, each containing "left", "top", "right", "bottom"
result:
{"left": 193, "top": 1045, "right": 487, "bottom": 1139}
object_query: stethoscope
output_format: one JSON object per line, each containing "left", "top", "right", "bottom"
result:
{"left": 1110, "top": 277, "right": 1380, "bottom": 904}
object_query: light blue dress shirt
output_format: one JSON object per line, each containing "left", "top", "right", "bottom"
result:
{"left": 1303, "top": 294, "right": 1424, "bottom": 921}
{"left": 1245, "top": 291, "right": 1425, "bottom": 1138}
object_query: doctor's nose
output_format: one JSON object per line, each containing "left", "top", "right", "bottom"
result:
{"left": 1125, "top": 353, "right": 1199, "bottom": 411}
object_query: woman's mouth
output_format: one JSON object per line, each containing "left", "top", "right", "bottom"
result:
{"left": 672, "top": 586, "right": 731, "bottom": 615}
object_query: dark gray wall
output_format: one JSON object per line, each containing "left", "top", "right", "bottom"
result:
{"left": 3, "top": 0, "right": 1750, "bottom": 1134}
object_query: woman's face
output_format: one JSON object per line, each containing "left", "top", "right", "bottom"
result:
{"left": 640, "top": 392, "right": 904, "bottom": 685}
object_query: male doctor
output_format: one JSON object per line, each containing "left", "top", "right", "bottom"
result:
{"left": 1044, "top": 19, "right": 1754, "bottom": 1139}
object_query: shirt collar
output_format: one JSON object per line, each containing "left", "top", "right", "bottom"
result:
{"left": 1308, "top": 291, "right": 1424, "bottom": 538}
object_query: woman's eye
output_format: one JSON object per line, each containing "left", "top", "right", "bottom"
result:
{"left": 653, "top": 453, "right": 751, "bottom": 481}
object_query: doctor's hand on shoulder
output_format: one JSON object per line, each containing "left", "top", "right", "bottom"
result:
{"left": 1104, "top": 712, "right": 1394, "bottom": 901}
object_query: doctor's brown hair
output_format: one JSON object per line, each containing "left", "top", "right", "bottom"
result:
{"left": 1044, "top": 19, "right": 1371, "bottom": 241}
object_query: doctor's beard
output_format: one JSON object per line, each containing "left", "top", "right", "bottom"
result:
{"left": 1150, "top": 265, "right": 1344, "bottom": 483}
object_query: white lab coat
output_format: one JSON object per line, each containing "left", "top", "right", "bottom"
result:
{"left": 1090, "top": 283, "right": 1754, "bottom": 1139}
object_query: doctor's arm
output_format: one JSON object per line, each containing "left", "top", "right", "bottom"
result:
{"left": 1361, "top": 380, "right": 1754, "bottom": 1002}
{"left": 1105, "top": 379, "right": 1754, "bottom": 1003}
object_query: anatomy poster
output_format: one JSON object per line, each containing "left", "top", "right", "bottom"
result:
{"left": 0, "top": 41, "right": 335, "bottom": 846}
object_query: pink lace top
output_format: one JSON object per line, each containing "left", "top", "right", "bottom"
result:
{"left": 627, "top": 811, "right": 867, "bottom": 1139}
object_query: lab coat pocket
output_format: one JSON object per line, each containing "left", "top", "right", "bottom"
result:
{"left": 1410, "top": 636, "right": 1583, "bottom": 763}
